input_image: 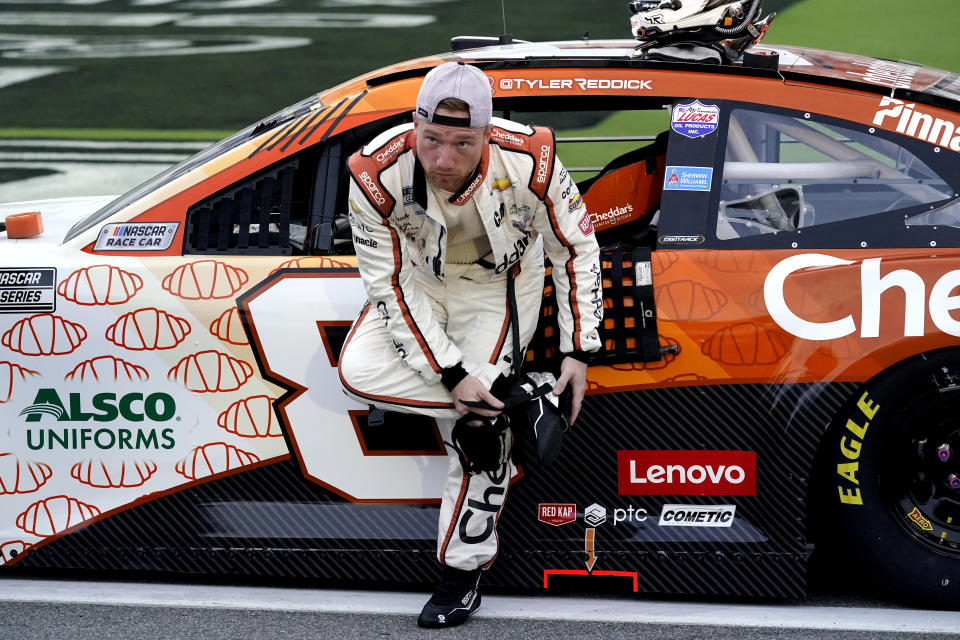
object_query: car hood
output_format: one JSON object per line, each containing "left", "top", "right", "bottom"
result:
{"left": 0, "top": 195, "right": 117, "bottom": 247}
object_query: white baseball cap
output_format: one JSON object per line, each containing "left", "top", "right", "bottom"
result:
{"left": 415, "top": 62, "right": 492, "bottom": 128}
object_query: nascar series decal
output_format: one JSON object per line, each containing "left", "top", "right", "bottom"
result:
{"left": 671, "top": 101, "right": 720, "bottom": 139}
{"left": 93, "top": 222, "right": 179, "bottom": 252}
{"left": 0, "top": 269, "right": 56, "bottom": 314}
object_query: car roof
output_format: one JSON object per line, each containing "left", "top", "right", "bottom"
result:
{"left": 65, "top": 38, "right": 960, "bottom": 249}
{"left": 354, "top": 39, "right": 960, "bottom": 109}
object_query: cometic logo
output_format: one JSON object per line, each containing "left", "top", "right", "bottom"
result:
{"left": 359, "top": 171, "right": 386, "bottom": 206}
{"left": 617, "top": 450, "right": 757, "bottom": 496}
{"left": 659, "top": 504, "right": 736, "bottom": 528}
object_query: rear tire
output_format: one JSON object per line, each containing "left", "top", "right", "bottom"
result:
{"left": 819, "top": 349, "right": 960, "bottom": 608}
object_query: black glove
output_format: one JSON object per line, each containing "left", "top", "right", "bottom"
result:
{"left": 461, "top": 372, "right": 570, "bottom": 467}
{"left": 448, "top": 413, "right": 512, "bottom": 475}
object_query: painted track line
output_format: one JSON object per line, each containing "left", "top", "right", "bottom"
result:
{"left": 0, "top": 579, "right": 958, "bottom": 634}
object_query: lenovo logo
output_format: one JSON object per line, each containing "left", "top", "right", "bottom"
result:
{"left": 617, "top": 450, "right": 757, "bottom": 496}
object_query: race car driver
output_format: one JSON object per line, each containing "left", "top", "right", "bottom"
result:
{"left": 338, "top": 61, "right": 602, "bottom": 628}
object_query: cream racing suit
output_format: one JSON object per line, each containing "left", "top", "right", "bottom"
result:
{"left": 339, "top": 117, "right": 602, "bottom": 571}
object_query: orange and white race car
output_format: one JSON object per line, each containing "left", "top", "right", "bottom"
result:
{"left": 3, "top": 28, "right": 960, "bottom": 607}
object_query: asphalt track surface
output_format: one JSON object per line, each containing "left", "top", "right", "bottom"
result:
{"left": 2, "top": 576, "right": 960, "bottom": 640}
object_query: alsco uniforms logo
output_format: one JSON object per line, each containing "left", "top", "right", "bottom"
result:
{"left": 19, "top": 388, "right": 177, "bottom": 451}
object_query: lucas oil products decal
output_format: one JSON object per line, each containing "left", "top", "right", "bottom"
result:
{"left": 671, "top": 101, "right": 720, "bottom": 139}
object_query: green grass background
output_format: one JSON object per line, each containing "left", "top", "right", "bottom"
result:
{"left": 0, "top": 0, "right": 956, "bottom": 140}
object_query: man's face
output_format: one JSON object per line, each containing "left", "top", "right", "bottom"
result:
{"left": 414, "top": 107, "right": 491, "bottom": 192}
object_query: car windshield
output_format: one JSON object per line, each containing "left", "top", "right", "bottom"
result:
{"left": 63, "top": 93, "right": 324, "bottom": 243}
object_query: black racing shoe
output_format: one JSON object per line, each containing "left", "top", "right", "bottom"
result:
{"left": 416, "top": 567, "right": 481, "bottom": 628}
{"left": 523, "top": 372, "right": 570, "bottom": 467}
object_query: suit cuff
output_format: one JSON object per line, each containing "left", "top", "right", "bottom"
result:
{"left": 565, "top": 350, "right": 597, "bottom": 365}
{"left": 441, "top": 362, "right": 469, "bottom": 392}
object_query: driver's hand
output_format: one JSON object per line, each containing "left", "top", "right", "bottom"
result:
{"left": 553, "top": 356, "right": 588, "bottom": 425}
{"left": 451, "top": 374, "right": 504, "bottom": 417}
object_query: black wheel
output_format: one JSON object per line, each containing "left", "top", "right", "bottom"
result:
{"left": 820, "top": 349, "right": 960, "bottom": 608}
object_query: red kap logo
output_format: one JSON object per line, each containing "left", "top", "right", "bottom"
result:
{"left": 617, "top": 450, "right": 757, "bottom": 496}
{"left": 538, "top": 503, "right": 576, "bottom": 526}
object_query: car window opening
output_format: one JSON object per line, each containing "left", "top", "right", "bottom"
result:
{"left": 717, "top": 108, "right": 955, "bottom": 240}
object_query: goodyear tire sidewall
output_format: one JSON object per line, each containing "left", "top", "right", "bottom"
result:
{"left": 827, "top": 349, "right": 960, "bottom": 606}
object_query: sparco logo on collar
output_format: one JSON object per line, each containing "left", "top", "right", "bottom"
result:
{"left": 873, "top": 96, "right": 960, "bottom": 152}
{"left": 617, "top": 450, "right": 756, "bottom": 496}
{"left": 359, "top": 171, "right": 386, "bottom": 205}
{"left": 536, "top": 144, "right": 551, "bottom": 184}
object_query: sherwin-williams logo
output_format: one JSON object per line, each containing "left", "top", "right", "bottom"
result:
{"left": 19, "top": 388, "right": 177, "bottom": 451}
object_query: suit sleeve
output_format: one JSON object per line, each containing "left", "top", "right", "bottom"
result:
{"left": 531, "top": 154, "right": 603, "bottom": 358}
{"left": 346, "top": 176, "right": 464, "bottom": 387}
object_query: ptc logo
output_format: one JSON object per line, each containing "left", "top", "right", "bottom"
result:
{"left": 584, "top": 503, "right": 606, "bottom": 526}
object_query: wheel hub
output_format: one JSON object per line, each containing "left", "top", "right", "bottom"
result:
{"left": 885, "top": 403, "right": 960, "bottom": 554}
